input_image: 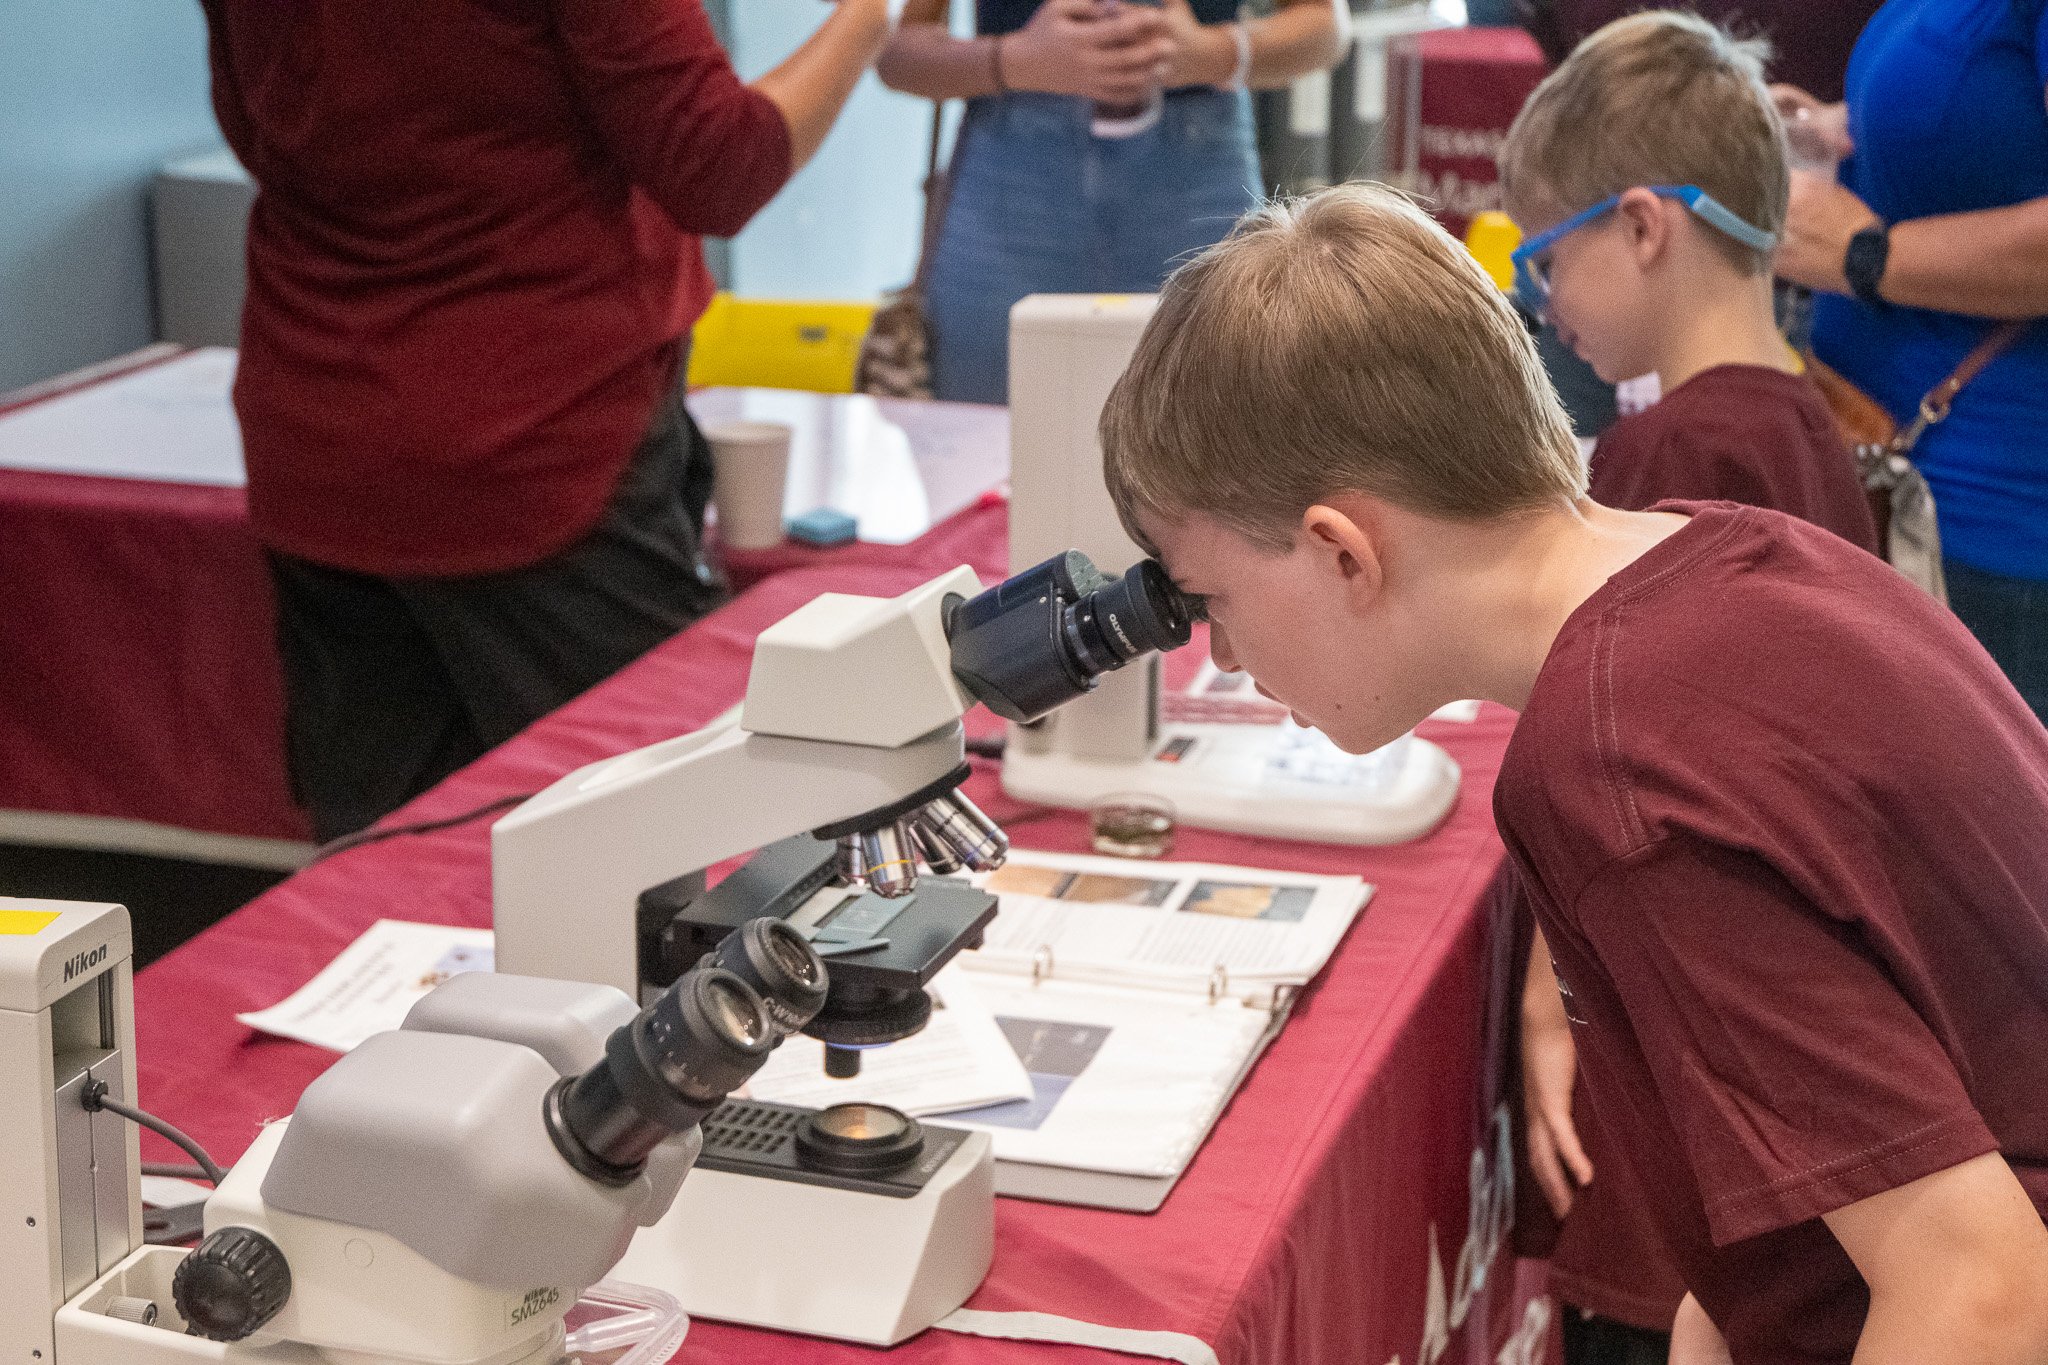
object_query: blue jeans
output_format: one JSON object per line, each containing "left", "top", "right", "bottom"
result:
{"left": 1945, "top": 557, "right": 2048, "bottom": 726}
{"left": 927, "top": 88, "right": 1261, "bottom": 404}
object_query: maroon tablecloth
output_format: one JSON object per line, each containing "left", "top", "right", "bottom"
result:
{"left": 0, "top": 355, "right": 1006, "bottom": 848}
{"left": 132, "top": 506, "right": 1545, "bottom": 1364}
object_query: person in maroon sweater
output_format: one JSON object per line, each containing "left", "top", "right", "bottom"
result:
{"left": 1496, "top": 16, "right": 1882, "bottom": 1362}
{"left": 1100, "top": 180, "right": 2048, "bottom": 1365}
{"left": 201, "top": 0, "right": 901, "bottom": 839}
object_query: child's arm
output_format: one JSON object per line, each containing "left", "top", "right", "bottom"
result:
{"left": 1670, "top": 1294, "right": 1732, "bottom": 1365}
{"left": 1823, "top": 1151, "right": 2048, "bottom": 1364}
{"left": 1522, "top": 923, "right": 1592, "bottom": 1219}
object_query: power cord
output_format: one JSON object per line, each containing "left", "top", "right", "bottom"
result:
{"left": 82, "top": 1079, "right": 226, "bottom": 1186}
{"left": 309, "top": 791, "right": 537, "bottom": 864}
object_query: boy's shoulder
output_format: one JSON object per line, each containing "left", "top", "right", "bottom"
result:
{"left": 1499, "top": 501, "right": 2023, "bottom": 876}
{"left": 1589, "top": 365, "right": 1877, "bottom": 553}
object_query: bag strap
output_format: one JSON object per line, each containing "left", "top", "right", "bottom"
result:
{"left": 1891, "top": 320, "right": 2029, "bottom": 454}
{"left": 908, "top": 100, "right": 956, "bottom": 294}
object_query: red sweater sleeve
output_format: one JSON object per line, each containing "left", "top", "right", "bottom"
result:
{"left": 551, "top": 0, "right": 795, "bottom": 240}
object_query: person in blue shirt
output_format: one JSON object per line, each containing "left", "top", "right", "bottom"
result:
{"left": 878, "top": 0, "right": 1345, "bottom": 405}
{"left": 1775, "top": 0, "right": 2048, "bottom": 723}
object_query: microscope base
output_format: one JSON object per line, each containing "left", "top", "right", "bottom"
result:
{"left": 1003, "top": 724, "right": 1462, "bottom": 846}
{"left": 613, "top": 1129, "right": 994, "bottom": 1346}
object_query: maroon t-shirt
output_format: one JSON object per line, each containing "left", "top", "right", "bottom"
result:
{"left": 202, "top": 0, "right": 793, "bottom": 576}
{"left": 1590, "top": 366, "right": 1880, "bottom": 556}
{"left": 1499, "top": 501, "right": 2048, "bottom": 1362}
{"left": 1544, "top": 363, "right": 1881, "bottom": 1328}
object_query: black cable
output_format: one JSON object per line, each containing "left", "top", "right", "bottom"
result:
{"left": 83, "top": 1080, "right": 226, "bottom": 1186}
{"left": 309, "top": 791, "right": 536, "bottom": 864}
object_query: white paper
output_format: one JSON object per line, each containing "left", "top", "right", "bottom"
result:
{"left": 236, "top": 920, "right": 494, "bottom": 1053}
{"left": 140, "top": 1175, "right": 215, "bottom": 1208}
{"left": 0, "top": 348, "right": 245, "bottom": 485}
{"left": 967, "top": 851, "right": 1368, "bottom": 1000}
{"left": 941, "top": 977, "right": 1276, "bottom": 1177}
{"left": 745, "top": 964, "right": 1031, "bottom": 1115}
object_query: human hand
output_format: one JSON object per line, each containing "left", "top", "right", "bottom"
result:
{"left": 1005, "top": 0, "right": 1173, "bottom": 104}
{"left": 1774, "top": 170, "right": 1883, "bottom": 295}
{"left": 1154, "top": 0, "right": 1236, "bottom": 88}
{"left": 1522, "top": 947, "right": 1591, "bottom": 1220}
{"left": 1769, "top": 83, "right": 1853, "bottom": 162}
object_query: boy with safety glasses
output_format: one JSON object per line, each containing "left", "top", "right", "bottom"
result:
{"left": 1100, "top": 181, "right": 2048, "bottom": 1363}
{"left": 1497, "top": 17, "right": 1883, "bottom": 1361}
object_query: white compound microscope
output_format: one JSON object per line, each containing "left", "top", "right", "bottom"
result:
{"left": 488, "top": 549, "right": 1199, "bottom": 1344}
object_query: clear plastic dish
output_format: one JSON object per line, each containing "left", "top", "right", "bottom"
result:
{"left": 563, "top": 1280, "right": 690, "bottom": 1365}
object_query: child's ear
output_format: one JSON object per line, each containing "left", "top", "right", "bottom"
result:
{"left": 1614, "top": 187, "right": 1672, "bottom": 266}
{"left": 1301, "top": 501, "right": 1384, "bottom": 606}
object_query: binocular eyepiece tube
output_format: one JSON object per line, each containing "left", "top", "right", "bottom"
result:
{"left": 946, "top": 551, "right": 1196, "bottom": 725}
{"left": 546, "top": 921, "right": 830, "bottom": 1185}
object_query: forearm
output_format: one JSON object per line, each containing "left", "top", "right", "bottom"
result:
{"left": 752, "top": 0, "right": 893, "bottom": 171}
{"left": 877, "top": 23, "right": 1003, "bottom": 99}
{"left": 1244, "top": 0, "right": 1344, "bottom": 89}
{"left": 1880, "top": 198, "right": 2048, "bottom": 319}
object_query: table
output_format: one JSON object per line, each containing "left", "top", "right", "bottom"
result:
{"left": 0, "top": 351, "right": 1008, "bottom": 862}
{"left": 130, "top": 510, "right": 1553, "bottom": 1364}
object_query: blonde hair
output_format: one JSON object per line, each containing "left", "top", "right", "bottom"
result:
{"left": 1498, "top": 10, "right": 1787, "bottom": 274}
{"left": 1101, "top": 182, "right": 1585, "bottom": 552}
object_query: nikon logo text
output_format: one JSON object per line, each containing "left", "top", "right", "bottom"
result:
{"left": 508, "top": 1287, "right": 562, "bottom": 1330}
{"left": 62, "top": 944, "right": 108, "bottom": 983}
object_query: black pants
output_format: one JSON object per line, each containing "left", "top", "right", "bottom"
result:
{"left": 1945, "top": 557, "right": 2048, "bottom": 727}
{"left": 270, "top": 388, "right": 725, "bottom": 842}
{"left": 1562, "top": 1307, "right": 1671, "bottom": 1365}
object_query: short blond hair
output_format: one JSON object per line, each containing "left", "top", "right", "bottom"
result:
{"left": 1101, "top": 182, "right": 1584, "bottom": 552}
{"left": 1499, "top": 10, "right": 1786, "bottom": 274}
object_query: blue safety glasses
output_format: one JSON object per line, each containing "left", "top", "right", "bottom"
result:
{"left": 1509, "top": 185, "right": 1777, "bottom": 319}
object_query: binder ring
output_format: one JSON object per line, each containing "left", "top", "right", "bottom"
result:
{"left": 1032, "top": 945, "right": 1054, "bottom": 986}
{"left": 1208, "top": 964, "right": 1228, "bottom": 1004}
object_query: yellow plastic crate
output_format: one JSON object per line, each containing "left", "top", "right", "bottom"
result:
{"left": 686, "top": 293, "right": 878, "bottom": 394}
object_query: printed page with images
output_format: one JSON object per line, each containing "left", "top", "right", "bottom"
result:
{"left": 744, "top": 963, "right": 1032, "bottom": 1115}
{"left": 963, "top": 850, "right": 1369, "bottom": 1000}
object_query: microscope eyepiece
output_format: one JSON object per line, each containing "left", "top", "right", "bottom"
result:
{"left": 700, "top": 916, "right": 828, "bottom": 1040}
{"left": 945, "top": 551, "right": 1195, "bottom": 723}
{"left": 545, "top": 965, "right": 773, "bottom": 1185}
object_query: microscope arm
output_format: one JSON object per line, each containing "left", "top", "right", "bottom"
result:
{"left": 493, "top": 567, "right": 984, "bottom": 1000}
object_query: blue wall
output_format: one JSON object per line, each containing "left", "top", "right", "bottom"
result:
{"left": 727, "top": 0, "right": 968, "bottom": 301}
{"left": 0, "top": 0, "right": 222, "bottom": 391}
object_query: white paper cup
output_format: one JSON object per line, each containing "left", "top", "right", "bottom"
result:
{"left": 704, "top": 420, "right": 792, "bottom": 550}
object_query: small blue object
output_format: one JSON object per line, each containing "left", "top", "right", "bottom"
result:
{"left": 786, "top": 507, "right": 858, "bottom": 546}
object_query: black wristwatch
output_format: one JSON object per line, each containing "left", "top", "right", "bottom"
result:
{"left": 1844, "top": 224, "right": 1891, "bottom": 307}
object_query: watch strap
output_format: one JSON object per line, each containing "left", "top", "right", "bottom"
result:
{"left": 1844, "top": 224, "right": 1891, "bottom": 307}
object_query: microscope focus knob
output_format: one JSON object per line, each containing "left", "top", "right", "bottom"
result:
{"left": 173, "top": 1226, "right": 292, "bottom": 1341}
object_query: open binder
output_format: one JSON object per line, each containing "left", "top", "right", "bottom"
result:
{"left": 750, "top": 851, "right": 1370, "bottom": 1211}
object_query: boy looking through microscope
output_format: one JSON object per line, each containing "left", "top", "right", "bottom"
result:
{"left": 1099, "top": 181, "right": 2048, "bottom": 1364}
